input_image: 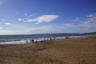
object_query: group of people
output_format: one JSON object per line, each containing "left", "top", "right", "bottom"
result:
{"left": 26, "top": 36, "right": 69, "bottom": 44}
{"left": 26, "top": 37, "right": 56, "bottom": 44}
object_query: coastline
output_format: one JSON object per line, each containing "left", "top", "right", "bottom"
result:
{"left": 0, "top": 36, "right": 82, "bottom": 44}
{"left": 0, "top": 35, "right": 96, "bottom": 44}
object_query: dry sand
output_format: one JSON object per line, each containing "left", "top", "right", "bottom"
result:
{"left": 0, "top": 37, "right": 96, "bottom": 64}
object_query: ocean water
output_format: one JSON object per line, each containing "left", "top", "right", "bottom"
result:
{"left": 0, "top": 33, "right": 85, "bottom": 44}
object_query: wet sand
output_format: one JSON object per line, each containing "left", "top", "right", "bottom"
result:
{"left": 0, "top": 37, "right": 96, "bottom": 64}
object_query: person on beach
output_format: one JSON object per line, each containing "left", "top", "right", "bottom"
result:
{"left": 31, "top": 39, "right": 34, "bottom": 43}
{"left": 26, "top": 40, "right": 29, "bottom": 43}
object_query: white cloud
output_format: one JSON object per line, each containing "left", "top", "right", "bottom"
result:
{"left": 34, "top": 15, "right": 59, "bottom": 23}
{"left": 0, "top": 27, "right": 3, "bottom": 30}
{"left": 18, "top": 18, "right": 23, "bottom": 21}
{"left": 0, "top": 22, "right": 11, "bottom": 25}
{"left": 4, "top": 22, "right": 11, "bottom": 25}
{"left": 85, "top": 13, "right": 96, "bottom": 24}
{"left": 19, "top": 15, "right": 59, "bottom": 24}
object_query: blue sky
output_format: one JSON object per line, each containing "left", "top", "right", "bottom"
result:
{"left": 0, "top": 0, "right": 96, "bottom": 34}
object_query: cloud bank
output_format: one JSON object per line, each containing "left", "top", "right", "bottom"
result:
{"left": 0, "top": 13, "right": 96, "bottom": 34}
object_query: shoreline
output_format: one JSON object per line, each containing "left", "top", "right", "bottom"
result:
{"left": 0, "top": 35, "right": 96, "bottom": 45}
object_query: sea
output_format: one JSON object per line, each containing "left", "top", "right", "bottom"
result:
{"left": 0, "top": 33, "right": 93, "bottom": 44}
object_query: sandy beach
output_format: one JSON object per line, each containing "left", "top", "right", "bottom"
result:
{"left": 0, "top": 37, "right": 96, "bottom": 64}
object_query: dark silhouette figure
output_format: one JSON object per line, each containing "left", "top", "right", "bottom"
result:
{"left": 31, "top": 39, "right": 34, "bottom": 43}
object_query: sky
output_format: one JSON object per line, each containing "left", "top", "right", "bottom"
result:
{"left": 0, "top": 0, "right": 96, "bottom": 35}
